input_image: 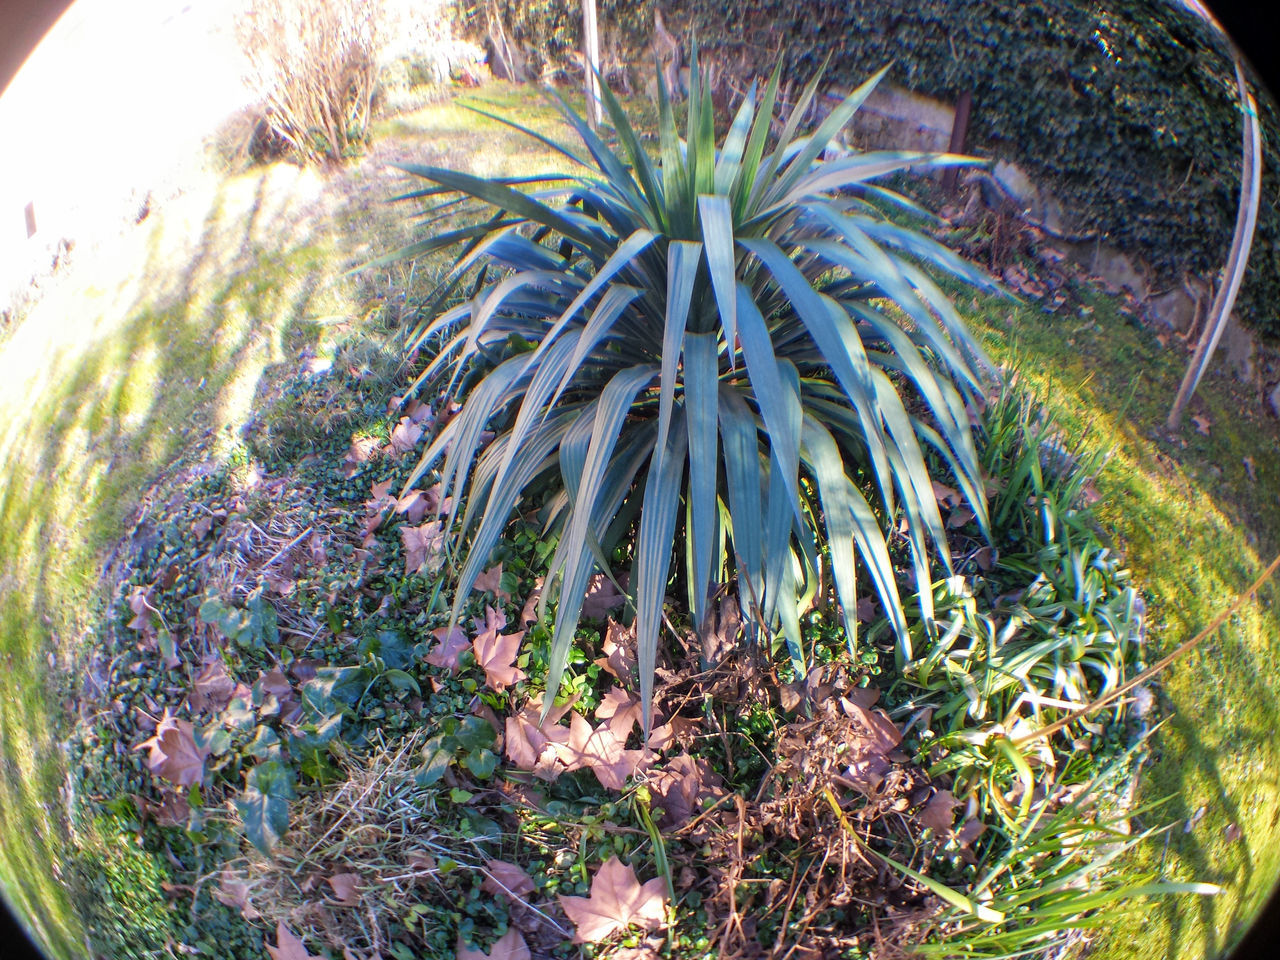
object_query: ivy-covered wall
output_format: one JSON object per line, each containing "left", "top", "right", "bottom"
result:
{"left": 491, "top": 0, "right": 1280, "bottom": 340}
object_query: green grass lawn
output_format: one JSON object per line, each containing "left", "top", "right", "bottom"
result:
{"left": 1, "top": 81, "right": 1278, "bottom": 959}
{"left": 0, "top": 83, "right": 588, "bottom": 958}
{"left": 970, "top": 286, "right": 1280, "bottom": 960}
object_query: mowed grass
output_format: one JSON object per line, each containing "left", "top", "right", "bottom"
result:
{"left": 0, "top": 83, "right": 584, "bottom": 959}
{"left": 970, "top": 287, "right": 1280, "bottom": 960}
{"left": 1, "top": 79, "right": 1277, "bottom": 959}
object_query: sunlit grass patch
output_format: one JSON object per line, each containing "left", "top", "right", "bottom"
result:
{"left": 967, "top": 284, "right": 1280, "bottom": 960}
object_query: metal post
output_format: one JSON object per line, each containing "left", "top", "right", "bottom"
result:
{"left": 941, "top": 90, "right": 972, "bottom": 194}
{"left": 582, "top": 0, "right": 602, "bottom": 129}
{"left": 1167, "top": 59, "right": 1261, "bottom": 429}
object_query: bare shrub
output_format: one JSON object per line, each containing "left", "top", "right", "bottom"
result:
{"left": 237, "top": 0, "right": 382, "bottom": 164}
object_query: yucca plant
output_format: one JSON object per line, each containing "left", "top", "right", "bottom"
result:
{"left": 386, "top": 54, "right": 1004, "bottom": 725}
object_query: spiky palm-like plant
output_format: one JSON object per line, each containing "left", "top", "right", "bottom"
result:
{"left": 387, "top": 57, "right": 1002, "bottom": 726}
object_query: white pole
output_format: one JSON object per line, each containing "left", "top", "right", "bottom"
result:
{"left": 582, "top": 0, "right": 602, "bottom": 128}
{"left": 1167, "top": 59, "right": 1262, "bottom": 428}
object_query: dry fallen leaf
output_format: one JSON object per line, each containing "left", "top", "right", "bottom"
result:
{"left": 388, "top": 417, "right": 424, "bottom": 455}
{"left": 519, "top": 577, "right": 544, "bottom": 626}
{"left": 560, "top": 712, "right": 649, "bottom": 791}
{"left": 135, "top": 709, "right": 209, "bottom": 789}
{"left": 581, "top": 573, "right": 626, "bottom": 621}
{"left": 455, "top": 928, "right": 531, "bottom": 960}
{"left": 427, "top": 626, "right": 470, "bottom": 673}
{"left": 402, "top": 521, "right": 445, "bottom": 577}
{"left": 1191, "top": 414, "right": 1211, "bottom": 437}
{"left": 189, "top": 656, "right": 236, "bottom": 714}
{"left": 327, "top": 872, "right": 362, "bottom": 906}
{"left": 946, "top": 506, "right": 976, "bottom": 530}
{"left": 835, "top": 696, "right": 903, "bottom": 792}
{"left": 127, "top": 587, "right": 158, "bottom": 636}
{"left": 505, "top": 701, "right": 574, "bottom": 777}
{"left": 481, "top": 859, "right": 536, "bottom": 900}
{"left": 1244, "top": 456, "right": 1257, "bottom": 482}
{"left": 341, "top": 436, "right": 379, "bottom": 478}
{"left": 213, "top": 871, "right": 260, "bottom": 920}
{"left": 931, "top": 481, "right": 963, "bottom": 509}
{"left": 596, "top": 687, "right": 643, "bottom": 741}
{"left": 595, "top": 618, "right": 637, "bottom": 682}
{"left": 559, "top": 856, "right": 668, "bottom": 943}
{"left": 266, "top": 921, "right": 322, "bottom": 960}
{"left": 919, "top": 789, "right": 959, "bottom": 836}
{"left": 472, "top": 608, "right": 527, "bottom": 692}
{"left": 473, "top": 563, "right": 511, "bottom": 602}
{"left": 649, "top": 753, "right": 723, "bottom": 828}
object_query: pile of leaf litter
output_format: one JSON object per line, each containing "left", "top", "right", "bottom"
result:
{"left": 69, "top": 333, "right": 1159, "bottom": 960}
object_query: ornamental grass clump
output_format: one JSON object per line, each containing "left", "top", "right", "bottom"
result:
{"left": 386, "top": 55, "right": 1006, "bottom": 725}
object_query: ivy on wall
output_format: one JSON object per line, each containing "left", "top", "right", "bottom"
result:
{"left": 490, "top": 0, "right": 1280, "bottom": 340}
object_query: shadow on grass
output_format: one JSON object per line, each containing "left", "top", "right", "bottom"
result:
{"left": 0, "top": 164, "right": 349, "bottom": 959}
{"left": 0, "top": 84, "right": 586, "bottom": 958}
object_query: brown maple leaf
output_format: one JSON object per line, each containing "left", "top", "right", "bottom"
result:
{"left": 213, "top": 870, "right": 260, "bottom": 920}
{"left": 327, "top": 872, "right": 362, "bottom": 906}
{"left": 473, "top": 615, "right": 527, "bottom": 693}
{"left": 648, "top": 753, "right": 722, "bottom": 827}
{"left": 473, "top": 604, "right": 508, "bottom": 635}
{"left": 504, "top": 699, "right": 577, "bottom": 778}
{"left": 134, "top": 709, "right": 209, "bottom": 789}
{"left": 266, "top": 921, "right": 322, "bottom": 960}
{"left": 394, "top": 488, "right": 431, "bottom": 524}
{"left": 1192, "top": 414, "right": 1211, "bottom": 437}
{"left": 700, "top": 595, "right": 741, "bottom": 663}
{"left": 402, "top": 521, "right": 445, "bottom": 576}
{"left": 581, "top": 573, "right": 625, "bottom": 620}
{"left": 388, "top": 417, "right": 424, "bottom": 455}
{"left": 519, "top": 577, "right": 544, "bottom": 626}
{"left": 481, "top": 859, "right": 536, "bottom": 900}
{"left": 427, "top": 625, "right": 470, "bottom": 673}
{"left": 404, "top": 397, "right": 433, "bottom": 424}
{"left": 188, "top": 655, "right": 236, "bottom": 716}
{"left": 473, "top": 563, "right": 511, "bottom": 601}
{"left": 931, "top": 481, "right": 963, "bottom": 509}
{"left": 127, "top": 587, "right": 158, "bottom": 637}
{"left": 836, "top": 695, "right": 904, "bottom": 793}
{"left": 595, "top": 618, "right": 637, "bottom": 682}
{"left": 456, "top": 928, "right": 531, "bottom": 960}
{"left": 559, "top": 856, "right": 668, "bottom": 944}
{"left": 596, "top": 687, "right": 642, "bottom": 741}
{"left": 560, "top": 712, "right": 649, "bottom": 791}
{"left": 341, "top": 436, "right": 379, "bottom": 478}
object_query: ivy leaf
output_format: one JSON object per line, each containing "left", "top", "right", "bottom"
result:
{"left": 416, "top": 735, "right": 454, "bottom": 786}
{"left": 559, "top": 856, "right": 668, "bottom": 943}
{"left": 236, "top": 760, "right": 296, "bottom": 855}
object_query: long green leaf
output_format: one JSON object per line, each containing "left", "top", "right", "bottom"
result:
{"left": 636, "top": 410, "right": 688, "bottom": 730}
{"left": 684, "top": 331, "right": 719, "bottom": 630}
